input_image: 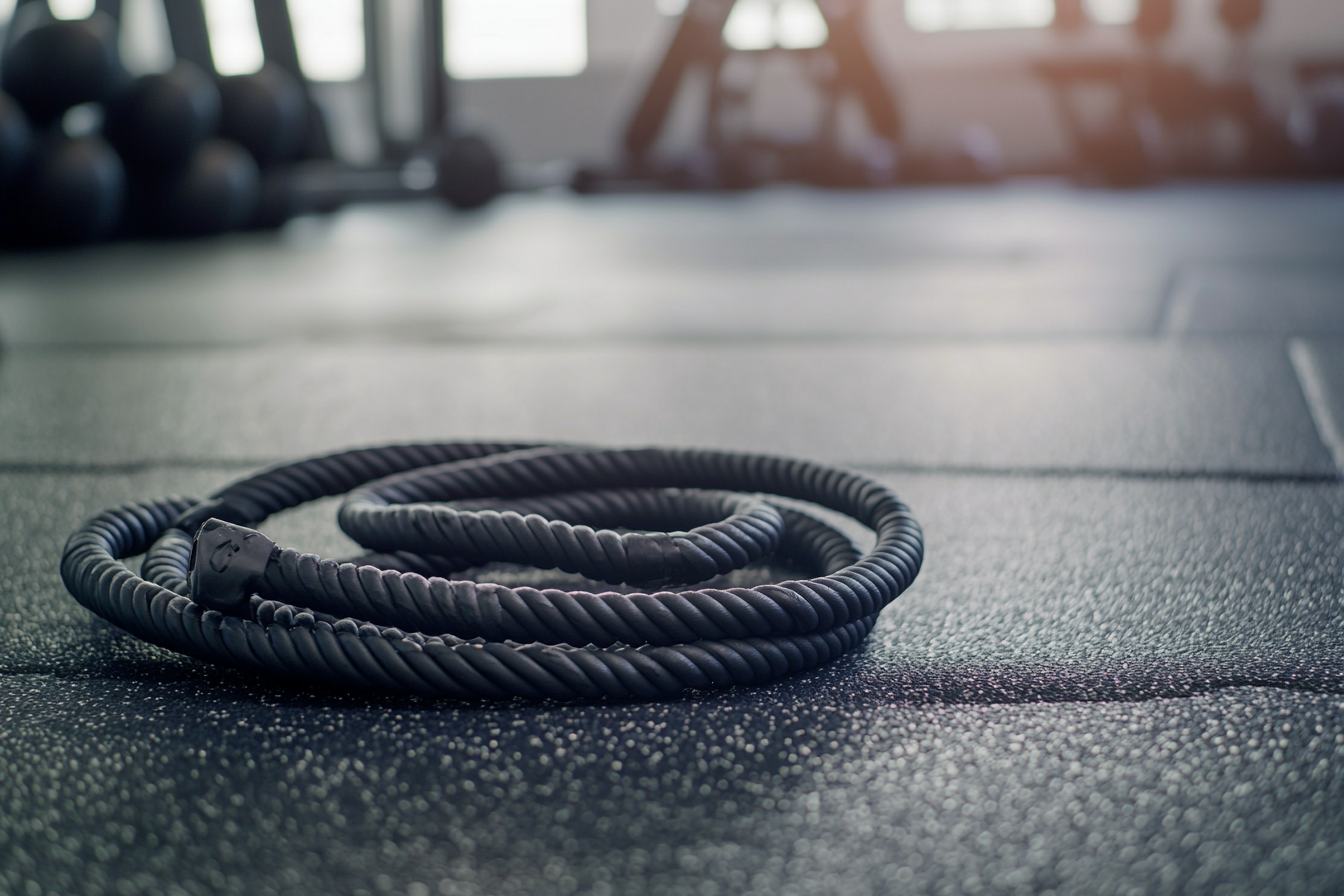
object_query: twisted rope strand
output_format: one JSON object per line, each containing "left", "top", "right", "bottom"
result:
{"left": 61, "top": 444, "right": 923, "bottom": 699}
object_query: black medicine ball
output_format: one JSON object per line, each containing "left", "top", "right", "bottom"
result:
{"left": 1, "top": 13, "right": 124, "bottom": 123}
{"left": 105, "top": 61, "right": 220, "bottom": 171}
{"left": 0, "top": 90, "right": 33, "bottom": 191}
{"left": 130, "top": 139, "right": 260, "bottom": 237}
{"left": 15, "top": 135, "right": 125, "bottom": 244}
{"left": 217, "top": 64, "right": 307, "bottom": 168}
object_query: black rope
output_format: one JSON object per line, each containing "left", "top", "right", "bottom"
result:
{"left": 61, "top": 444, "right": 924, "bottom": 699}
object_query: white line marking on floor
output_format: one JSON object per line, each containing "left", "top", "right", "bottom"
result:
{"left": 1288, "top": 338, "right": 1344, "bottom": 475}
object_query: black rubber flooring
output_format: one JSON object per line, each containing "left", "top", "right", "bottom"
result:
{"left": 2, "top": 182, "right": 1343, "bottom": 896}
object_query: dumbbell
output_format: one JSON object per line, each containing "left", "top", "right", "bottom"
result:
{"left": 247, "top": 132, "right": 504, "bottom": 231}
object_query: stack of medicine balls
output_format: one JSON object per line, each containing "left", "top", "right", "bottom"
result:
{"left": 0, "top": 11, "right": 317, "bottom": 245}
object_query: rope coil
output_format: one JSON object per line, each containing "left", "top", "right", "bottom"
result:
{"left": 61, "top": 443, "right": 924, "bottom": 699}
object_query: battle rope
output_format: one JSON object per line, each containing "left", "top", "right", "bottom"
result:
{"left": 61, "top": 444, "right": 924, "bottom": 699}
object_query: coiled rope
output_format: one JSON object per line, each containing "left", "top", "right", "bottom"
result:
{"left": 61, "top": 444, "right": 923, "bottom": 699}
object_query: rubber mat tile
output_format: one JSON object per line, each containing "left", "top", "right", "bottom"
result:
{"left": 0, "top": 256, "right": 1167, "bottom": 344}
{"left": 2, "top": 673, "right": 1340, "bottom": 896}
{"left": 3, "top": 466, "right": 1344, "bottom": 895}
{"left": 6, "top": 184, "right": 1344, "bottom": 346}
{"left": 464, "top": 259, "right": 1166, "bottom": 341}
{"left": 0, "top": 340, "right": 1331, "bottom": 474}
{"left": 1164, "top": 263, "right": 1344, "bottom": 337}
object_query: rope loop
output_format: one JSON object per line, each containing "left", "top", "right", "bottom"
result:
{"left": 61, "top": 443, "right": 923, "bottom": 699}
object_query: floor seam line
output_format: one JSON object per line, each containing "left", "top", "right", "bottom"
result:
{"left": 1288, "top": 339, "right": 1344, "bottom": 476}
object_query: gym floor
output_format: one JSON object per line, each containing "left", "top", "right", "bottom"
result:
{"left": 2, "top": 180, "right": 1344, "bottom": 895}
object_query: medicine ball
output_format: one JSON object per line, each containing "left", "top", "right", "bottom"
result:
{"left": 15, "top": 135, "right": 125, "bottom": 244}
{"left": 129, "top": 139, "right": 259, "bottom": 237}
{"left": 1, "top": 12, "right": 123, "bottom": 123}
{"left": 105, "top": 61, "right": 220, "bottom": 171}
{"left": 0, "top": 90, "right": 33, "bottom": 191}
{"left": 217, "top": 64, "right": 306, "bottom": 169}
{"left": 437, "top": 134, "right": 503, "bottom": 211}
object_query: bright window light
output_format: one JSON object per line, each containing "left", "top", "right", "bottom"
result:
{"left": 120, "top": 0, "right": 175, "bottom": 75}
{"left": 723, "top": 0, "right": 828, "bottom": 52}
{"left": 0, "top": 0, "right": 16, "bottom": 26}
{"left": 1084, "top": 0, "right": 1137, "bottom": 24}
{"left": 288, "top": 0, "right": 365, "bottom": 81}
{"left": 776, "top": 0, "right": 828, "bottom": 49}
{"left": 202, "top": 0, "right": 265, "bottom": 75}
{"left": 445, "top": 0, "right": 588, "bottom": 81}
{"left": 49, "top": 0, "right": 96, "bottom": 19}
{"left": 723, "top": 0, "right": 775, "bottom": 50}
{"left": 904, "top": 0, "right": 1055, "bottom": 32}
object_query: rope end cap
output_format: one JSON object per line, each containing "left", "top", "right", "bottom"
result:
{"left": 187, "top": 518, "right": 276, "bottom": 614}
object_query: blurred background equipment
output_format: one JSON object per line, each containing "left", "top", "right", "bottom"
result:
{"left": 1, "top": 0, "right": 1343, "bottom": 245}
{"left": 578, "top": 0, "right": 904, "bottom": 191}
{"left": 1034, "top": 0, "right": 1302, "bottom": 185}
{"left": 0, "top": 0, "right": 504, "bottom": 245}
{"left": 1, "top": 9, "right": 123, "bottom": 122}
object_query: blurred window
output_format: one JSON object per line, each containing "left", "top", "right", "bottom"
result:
{"left": 445, "top": 0, "right": 588, "bottom": 80}
{"left": 48, "top": 0, "right": 96, "bottom": 19}
{"left": 723, "top": 0, "right": 828, "bottom": 51}
{"left": 0, "top": 0, "right": 13, "bottom": 27}
{"left": 289, "top": 0, "right": 365, "bottom": 81}
{"left": 904, "top": 0, "right": 1055, "bottom": 32}
{"left": 776, "top": 0, "right": 827, "bottom": 48}
{"left": 1083, "top": 0, "right": 1138, "bottom": 24}
{"left": 724, "top": 0, "right": 774, "bottom": 49}
{"left": 202, "top": 0, "right": 265, "bottom": 74}
{"left": 120, "top": 0, "right": 175, "bottom": 74}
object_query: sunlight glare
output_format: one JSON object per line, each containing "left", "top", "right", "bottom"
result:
{"left": 49, "top": 0, "right": 96, "bottom": 20}
{"left": 776, "top": 0, "right": 828, "bottom": 50}
{"left": 905, "top": 0, "right": 1055, "bottom": 33}
{"left": 202, "top": 0, "right": 265, "bottom": 75}
{"left": 120, "top": 0, "right": 175, "bottom": 75}
{"left": 289, "top": 0, "right": 365, "bottom": 81}
{"left": 446, "top": 0, "right": 588, "bottom": 80}
{"left": 723, "top": 0, "right": 775, "bottom": 51}
{"left": 1084, "top": 0, "right": 1138, "bottom": 25}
